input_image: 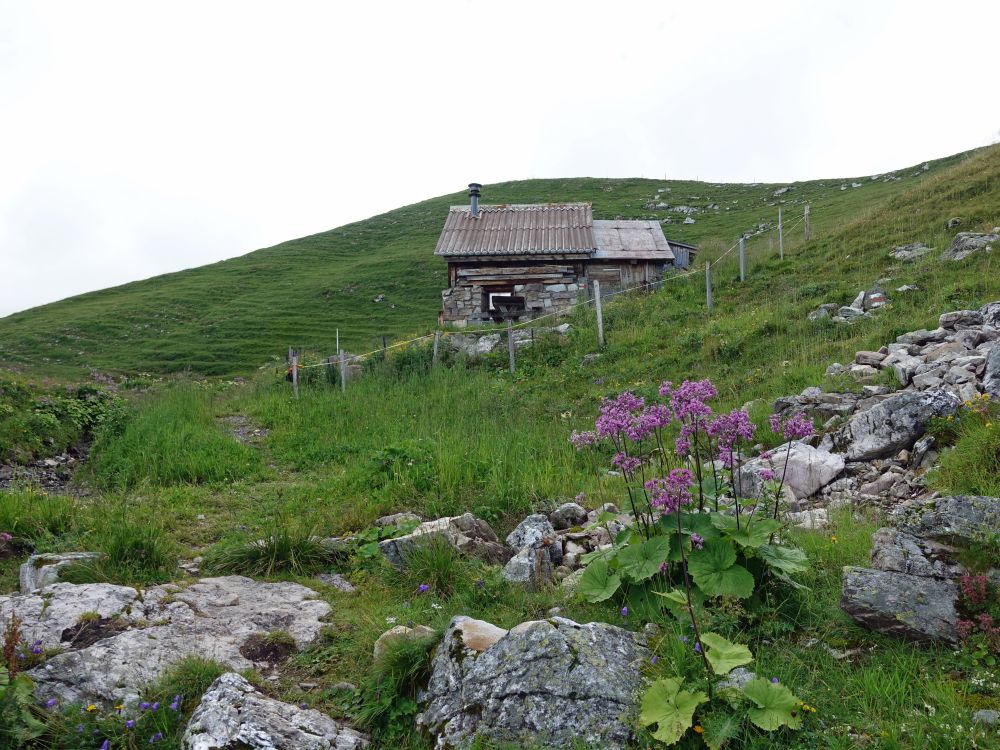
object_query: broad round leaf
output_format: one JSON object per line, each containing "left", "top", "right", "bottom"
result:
{"left": 576, "top": 558, "right": 622, "bottom": 602}
{"left": 758, "top": 544, "right": 808, "bottom": 575}
{"left": 618, "top": 536, "right": 673, "bottom": 581}
{"left": 639, "top": 677, "right": 708, "bottom": 745}
{"left": 687, "top": 540, "right": 755, "bottom": 598}
{"left": 742, "top": 678, "right": 803, "bottom": 730}
{"left": 699, "top": 632, "right": 754, "bottom": 674}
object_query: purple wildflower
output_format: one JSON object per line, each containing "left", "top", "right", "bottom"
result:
{"left": 611, "top": 452, "right": 642, "bottom": 474}
{"left": 46, "top": 698, "right": 57, "bottom": 709}
{"left": 139, "top": 702, "right": 150, "bottom": 711}
{"left": 574, "top": 491, "right": 586, "bottom": 504}
{"left": 100, "top": 741, "right": 110, "bottom": 750}
{"left": 708, "top": 408, "right": 756, "bottom": 467}
{"left": 170, "top": 695, "right": 180, "bottom": 711}
{"left": 417, "top": 584, "right": 430, "bottom": 594}
{"left": 645, "top": 469, "right": 693, "bottom": 513}
{"left": 694, "top": 641, "right": 702, "bottom": 654}
{"left": 651, "top": 656, "right": 658, "bottom": 664}
{"left": 595, "top": 392, "right": 646, "bottom": 439}
{"left": 77, "top": 724, "right": 84, "bottom": 733}
{"left": 674, "top": 436, "right": 691, "bottom": 457}
{"left": 0, "top": 532, "right": 11, "bottom": 542}
{"left": 669, "top": 379, "right": 717, "bottom": 422}
{"left": 679, "top": 635, "right": 688, "bottom": 643}
{"left": 690, "top": 533, "right": 704, "bottom": 550}
{"left": 149, "top": 733, "right": 163, "bottom": 744}
{"left": 759, "top": 467, "right": 776, "bottom": 482}
{"left": 620, "top": 606, "right": 629, "bottom": 617}
{"left": 126, "top": 719, "right": 135, "bottom": 729}
{"left": 770, "top": 412, "right": 814, "bottom": 441}
{"left": 299, "top": 703, "right": 308, "bottom": 709}
{"left": 771, "top": 677, "right": 780, "bottom": 684}
{"left": 569, "top": 430, "right": 599, "bottom": 450}
{"left": 151, "top": 702, "right": 158, "bottom": 711}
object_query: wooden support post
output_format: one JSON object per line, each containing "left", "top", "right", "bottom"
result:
{"left": 291, "top": 353, "right": 299, "bottom": 399}
{"left": 382, "top": 336, "right": 387, "bottom": 355}
{"left": 705, "top": 261, "right": 713, "bottom": 311}
{"left": 506, "top": 318, "right": 516, "bottom": 374}
{"left": 593, "top": 279, "right": 605, "bottom": 347}
{"left": 739, "top": 237, "right": 746, "bottom": 282}
{"left": 432, "top": 330, "right": 440, "bottom": 365}
{"left": 804, "top": 204, "right": 811, "bottom": 241}
{"left": 339, "top": 351, "right": 347, "bottom": 392}
{"left": 336, "top": 328, "right": 340, "bottom": 355}
{"left": 778, "top": 207, "right": 784, "bottom": 260}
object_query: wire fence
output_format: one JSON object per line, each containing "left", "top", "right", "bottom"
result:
{"left": 288, "top": 206, "right": 813, "bottom": 392}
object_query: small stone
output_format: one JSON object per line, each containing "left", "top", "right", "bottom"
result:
{"left": 549, "top": 502, "right": 588, "bottom": 530}
{"left": 373, "top": 625, "right": 437, "bottom": 662}
{"left": 314, "top": 572, "right": 356, "bottom": 593}
{"left": 972, "top": 709, "right": 999, "bottom": 726}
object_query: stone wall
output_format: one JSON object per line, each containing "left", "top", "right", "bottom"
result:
{"left": 441, "top": 280, "right": 584, "bottom": 327}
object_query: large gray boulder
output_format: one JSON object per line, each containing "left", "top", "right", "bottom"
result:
{"left": 942, "top": 232, "right": 998, "bottom": 261}
{"left": 985, "top": 344, "right": 1000, "bottom": 397}
{"left": 182, "top": 673, "right": 368, "bottom": 750}
{"left": 831, "top": 389, "right": 961, "bottom": 460}
{"left": 0, "top": 582, "right": 138, "bottom": 647}
{"left": 27, "top": 576, "right": 330, "bottom": 707}
{"left": 895, "top": 495, "right": 1000, "bottom": 545}
{"left": 841, "top": 567, "right": 959, "bottom": 643}
{"left": 417, "top": 615, "right": 647, "bottom": 749}
{"left": 506, "top": 514, "right": 556, "bottom": 549}
{"left": 737, "top": 442, "right": 844, "bottom": 499}
{"left": 379, "top": 513, "right": 510, "bottom": 568}
{"left": 501, "top": 545, "right": 554, "bottom": 590}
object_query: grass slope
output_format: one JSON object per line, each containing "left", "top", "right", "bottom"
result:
{"left": 0, "top": 150, "right": 975, "bottom": 377}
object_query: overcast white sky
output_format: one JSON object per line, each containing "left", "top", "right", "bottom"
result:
{"left": 2, "top": 1, "right": 999, "bottom": 316}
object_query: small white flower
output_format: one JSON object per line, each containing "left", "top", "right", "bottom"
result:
{"left": 385, "top": 616, "right": 397, "bottom": 625}
{"left": 430, "top": 603, "right": 443, "bottom": 610}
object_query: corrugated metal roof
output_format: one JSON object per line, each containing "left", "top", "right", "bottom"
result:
{"left": 592, "top": 220, "right": 675, "bottom": 260}
{"left": 433, "top": 203, "right": 595, "bottom": 257}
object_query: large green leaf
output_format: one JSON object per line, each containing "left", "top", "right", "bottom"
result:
{"left": 722, "top": 519, "right": 783, "bottom": 548}
{"left": 654, "top": 588, "right": 689, "bottom": 606}
{"left": 679, "top": 511, "right": 722, "bottom": 541}
{"left": 742, "top": 678, "right": 803, "bottom": 730}
{"left": 687, "top": 540, "right": 755, "bottom": 599}
{"left": 758, "top": 544, "right": 809, "bottom": 575}
{"left": 639, "top": 677, "right": 708, "bottom": 745}
{"left": 701, "top": 710, "right": 743, "bottom": 750}
{"left": 617, "top": 536, "right": 672, "bottom": 581}
{"left": 699, "top": 632, "right": 754, "bottom": 675}
{"left": 576, "top": 558, "right": 622, "bottom": 602}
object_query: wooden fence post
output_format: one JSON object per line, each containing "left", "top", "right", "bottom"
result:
{"left": 593, "top": 279, "right": 605, "bottom": 347}
{"left": 339, "top": 351, "right": 347, "bottom": 392}
{"left": 506, "top": 318, "right": 516, "bottom": 374}
{"left": 739, "top": 237, "right": 745, "bottom": 282}
{"left": 336, "top": 328, "right": 340, "bottom": 355}
{"left": 804, "top": 204, "right": 811, "bottom": 241}
{"left": 778, "top": 207, "right": 784, "bottom": 260}
{"left": 705, "top": 261, "right": 713, "bottom": 311}
{"left": 432, "top": 331, "right": 440, "bottom": 365}
{"left": 291, "top": 352, "right": 299, "bottom": 399}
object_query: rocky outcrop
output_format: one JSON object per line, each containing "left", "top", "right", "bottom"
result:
{"left": 417, "top": 615, "right": 647, "bottom": 750}
{"left": 841, "top": 496, "right": 1000, "bottom": 643}
{"left": 182, "top": 673, "right": 368, "bottom": 750}
{"left": 379, "top": 513, "right": 511, "bottom": 568}
{"left": 941, "top": 232, "right": 998, "bottom": 261}
{"left": 548, "top": 502, "right": 588, "bottom": 530}
{"left": 889, "top": 242, "right": 933, "bottom": 262}
{"left": 21, "top": 576, "right": 330, "bottom": 707}
{"left": 830, "top": 390, "right": 960, "bottom": 460}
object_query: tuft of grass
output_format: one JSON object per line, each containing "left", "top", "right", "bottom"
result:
{"left": 396, "top": 536, "right": 467, "bottom": 598}
{"left": 60, "top": 515, "right": 177, "bottom": 587}
{"left": 0, "top": 490, "right": 80, "bottom": 547}
{"left": 928, "top": 397, "right": 1000, "bottom": 496}
{"left": 355, "top": 629, "right": 438, "bottom": 739}
{"left": 201, "top": 518, "right": 343, "bottom": 578}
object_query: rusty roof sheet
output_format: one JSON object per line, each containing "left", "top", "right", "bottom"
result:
{"left": 433, "top": 203, "right": 595, "bottom": 257}
{"left": 592, "top": 220, "right": 675, "bottom": 260}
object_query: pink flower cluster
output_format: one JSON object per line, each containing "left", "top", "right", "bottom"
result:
{"left": 708, "top": 408, "right": 756, "bottom": 467}
{"left": 769, "top": 411, "right": 815, "bottom": 441}
{"left": 645, "top": 468, "right": 693, "bottom": 513}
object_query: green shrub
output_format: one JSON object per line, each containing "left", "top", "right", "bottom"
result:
{"left": 202, "top": 519, "right": 343, "bottom": 578}
{"left": 354, "top": 629, "right": 438, "bottom": 738}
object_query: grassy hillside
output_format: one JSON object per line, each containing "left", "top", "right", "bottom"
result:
{"left": 0, "top": 150, "right": 975, "bottom": 377}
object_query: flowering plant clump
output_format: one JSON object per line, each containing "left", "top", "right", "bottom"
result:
{"left": 570, "top": 378, "right": 810, "bottom": 747}
{"left": 955, "top": 573, "right": 1000, "bottom": 673}
{"left": 46, "top": 693, "right": 186, "bottom": 749}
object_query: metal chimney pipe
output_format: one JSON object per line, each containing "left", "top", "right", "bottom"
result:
{"left": 468, "top": 183, "right": 482, "bottom": 218}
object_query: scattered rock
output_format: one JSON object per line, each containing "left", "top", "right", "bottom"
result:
{"left": 715, "top": 667, "right": 757, "bottom": 692}
{"left": 831, "top": 389, "right": 960, "bottom": 460}
{"left": 889, "top": 242, "right": 933, "bottom": 262}
{"left": 314, "top": 573, "right": 356, "bottom": 593}
{"left": 581, "top": 353, "right": 602, "bottom": 367}
{"left": 417, "top": 616, "right": 648, "bottom": 750}
{"left": 973, "top": 709, "right": 999, "bottom": 727}
{"left": 19, "top": 552, "right": 102, "bottom": 594}
{"left": 374, "top": 512, "right": 422, "bottom": 528}
{"left": 372, "top": 625, "right": 436, "bottom": 662}
{"left": 947, "top": 217, "right": 962, "bottom": 229}
{"left": 506, "top": 514, "right": 556, "bottom": 549}
{"left": 841, "top": 567, "right": 959, "bottom": 643}
{"left": 182, "top": 673, "right": 369, "bottom": 749}
{"left": 738, "top": 442, "right": 844, "bottom": 499}
{"left": 501, "top": 545, "right": 554, "bottom": 590}
{"left": 549, "top": 502, "right": 588, "bottom": 530}
{"left": 379, "top": 513, "right": 510, "bottom": 568}
{"left": 942, "top": 232, "right": 998, "bottom": 261}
